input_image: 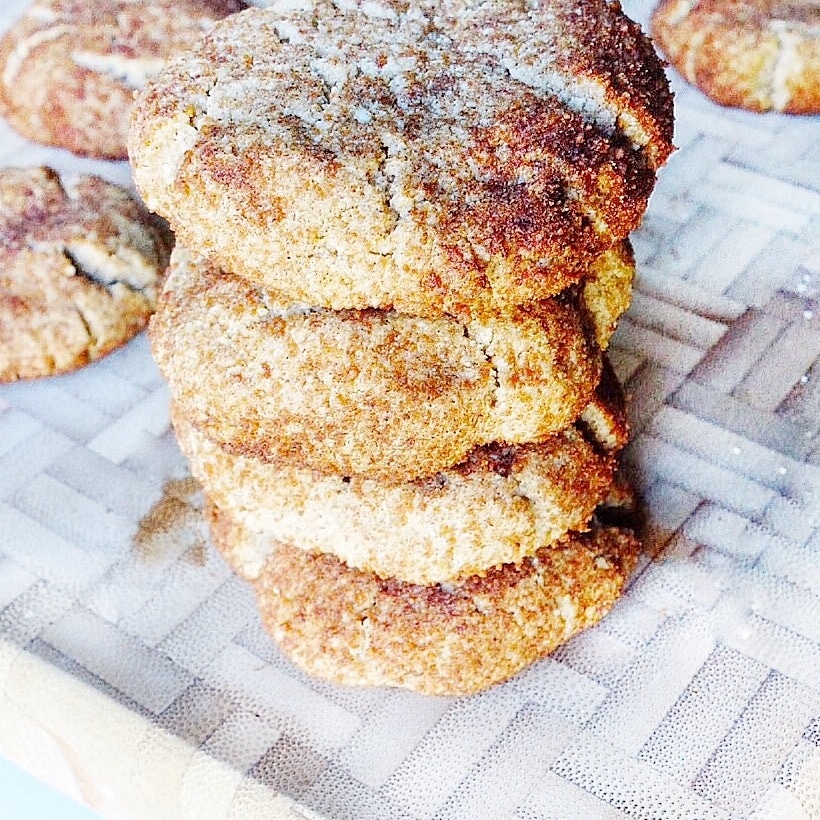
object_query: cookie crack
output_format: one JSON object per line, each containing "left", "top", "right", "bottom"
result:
{"left": 495, "top": 57, "right": 659, "bottom": 171}
{"left": 463, "top": 321, "right": 500, "bottom": 408}
{"left": 375, "top": 140, "right": 401, "bottom": 234}
{"left": 62, "top": 247, "right": 148, "bottom": 297}
{"left": 769, "top": 23, "right": 801, "bottom": 111}
{"left": 70, "top": 301, "right": 98, "bottom": 352}
{"left": 70, "top": 49, "right": 165, "bottom": 90}
{"left": 199, "top": 70, "right": 222, "bottom": 126}
{"left": 1, "top": 24, "right": 73, "bottom": 90}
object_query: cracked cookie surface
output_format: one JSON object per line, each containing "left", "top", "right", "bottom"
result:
{"left": 0, "top": 166, "right": 173, "bottom": 381}
{"left": 129, "top": 0, "right": 672, "bottom": 317}
{"left": 652, "top": 0, "right": 820, "bottom": 114}
{"left": 0, "top": 0, "right": 245, "bottom": 159}
{"left": 150, "top": 246, "right": 634, "bottom": 479}
{"left": 172, "top": 360, "right": 627, "bottom": 584}
{"left": 209, "top": 500, "right": 642, "bottom": 695}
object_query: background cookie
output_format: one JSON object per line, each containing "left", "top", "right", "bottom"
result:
{"left": 0, "top": 166, "right": 172, "bottom": 381}
{"left": 651, "top": 0, "right": 820, "bottom": 114}
{"left": 0, "top": 0, "right": 245, "bottom": 159}
{"left": 130, "top": 0, "right": 673, "bottom": 317}
{"left": 172, "top": 372, "right": 627, "bottom": 583}
{"left": 150, "top": 247, "right": 631, "bottom": 479}
{"left": 209, "top": 503, "right": 642, "bottom": 696}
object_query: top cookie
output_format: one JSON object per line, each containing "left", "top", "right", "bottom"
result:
{"left": 0, "top": 0, "right": 245, "bottom": 159}
{"left": 129, "top": 0, "right": 673, "bottom": 317}
{"left": 651, "top": 0, "right": 820, "bottom": 114}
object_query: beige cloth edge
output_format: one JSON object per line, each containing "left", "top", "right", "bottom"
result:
{"left": 0, "top": 639, "right": 323, "bottom": 820}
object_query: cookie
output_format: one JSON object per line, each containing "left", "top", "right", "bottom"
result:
{"left": 582, "top": 242, "right": 635, "bottom": 351}
{"left": 129, "top": 0, "right": 673, "bottom": 317}
{"left": 0, "top": 166, "right": 172, "bottom": 382}
{"left": 209, "top": 502, "right": 641, "bottom": 696}
{"left": 172, "top": 362, "right": 627, "bottom": 583}
{"left": 651, "top": 0, "right": 820, "bottom": 114}
{"left": 0, "top": 0, "right": 245, "bottom": 159}
{"left": 150, "top": 245, "right": 636, "bottom": 479}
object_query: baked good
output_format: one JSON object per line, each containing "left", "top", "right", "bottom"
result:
{"left": 151, "top": 245, "right": 637, "bottom": 479}
{"left": 172, "top": 360, "right": 627, "bottom": 583}
{"left": 651, "top": 0, "right": 820, "bottom": 114}
{"left": 209, "top": 502, "right": 642, "bottom": 696}
{"left": 129, "top": 0, "right": 673, "bottom": 317}
{"left": 0, "top": 166, "right": 172, "bottom": 382}
{"left": 582, "top": 242, "right": 635, "bottom": 351}
{"left": 0, "top": 0, "right": 245, "bottom": 159}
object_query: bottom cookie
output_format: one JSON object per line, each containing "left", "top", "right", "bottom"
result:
{"left": 208, "top": 503, "right": 642, "bottom": 697}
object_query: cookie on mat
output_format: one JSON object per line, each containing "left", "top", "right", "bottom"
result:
{"left": 130, "top": 0, "right": 673, "bottom": 317}
{"left": 0, "top": 0, "right": 245, "bottom": 159}
{"left": 208, "top": 502, "right": 642, "bottom": 696}
{"left": 150, "top": 246, "right": 637, "bottom": 479}
{"left": 0, "top": 166, "right": 172, "bottom": 381}
{"left": 173, "top": 363, "right": 627, "bottom": 583}
{"left": 651, "top": 0, "right": 820, "bottom": 114}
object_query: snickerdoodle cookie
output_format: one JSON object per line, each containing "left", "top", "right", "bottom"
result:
{"left": 172, "top": 361, "right": 627, "bottom": 584}
{"left": 209, "top": 501, "right": 641, "bottom": 696}
{"left": 0, "top": 0, "right": 245, "bottom": 159}
{"left": 0, "top": 166, "right": 172, "bottom": 381}
{"left": 651, "top": 0, "right": 820, "bottom": 114}
{"left": 151, "top": 246, "right": 634, "bottom": 479}
{"left": 130, "top": 0, "right": 673, "bottom": 317}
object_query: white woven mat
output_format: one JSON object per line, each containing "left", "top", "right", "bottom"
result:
{"left": 1, "top": 1, "right": 819, "bottom": 817}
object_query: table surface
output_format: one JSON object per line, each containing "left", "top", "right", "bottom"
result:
{"left": 1, "top": 1, "right": 819, "bottom": 818}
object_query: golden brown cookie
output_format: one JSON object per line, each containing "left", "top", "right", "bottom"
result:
{"left": 651, "top": 0, "right": 820, "bottom": 114}
{"left": 0, "top": 0, "right": 245, "bottom": 159}
{"left": 149, "top": 246, "right": 636, "bottom": 479}
{"left": 172, "top": 364, "right": 627, "bottom": 583}
{"left": 129, "top": 0, "right": 673, "bottom": 317}
{"left": 582, "top": 243, "right": 635, "bottom": 351}
{"left": 0, "top": 166, "right": 173, "bottom": 382}
{"left": 209, "top": 502, "right": 642, "bottom": 696}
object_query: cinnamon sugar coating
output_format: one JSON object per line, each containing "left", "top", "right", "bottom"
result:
{"left": 172, "top": 369, "right": 627, "bottom": 583}
{"left": 209, "top": 503, "right": 642, "bottom": 696}
{"left": 150, "top": 246, "right": 633, "bottom": 479}
{"left": 130, "top": 0, "right": 672, "bottom": 317}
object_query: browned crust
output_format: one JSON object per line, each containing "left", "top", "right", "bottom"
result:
{"left": 0, "top": 166, "right": 172, "bottom": 382}
{"left": 209, "top": 503, "right": 642, "bottom": 696}
{"left": 129, "top": 0, "right": 672, "bottom": 315}
{"left": 539, "top": 0, "right": 676, "bottom": 168}
{"left": 150, "top": 247, "right": 616, "bottom": 479}
{"left": 651, "top": 0, "right": 820, "bottom": 114}
{"left": 171, "top": 373, "right": 625, "bottom": 582}
{"left": 0, "top": 0, "right": 245, "bottom": 159}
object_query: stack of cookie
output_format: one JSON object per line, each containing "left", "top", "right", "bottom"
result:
{"left": 129, "top": 0, "right": 675, "bottom": 695}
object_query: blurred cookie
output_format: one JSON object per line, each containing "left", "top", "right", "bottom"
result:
{"left": 149, "top": 246, "right": 635, "bottom": 479}
{"left": 209, "top": 502, "right": 641, "bottom": 696}
{"left": 0, "top": 166, "right": 172, "bottom": 381}
{"left": 173, "top": 363, "right": 627, "bottom": 583}
{"left": 0, "top": 0, "right": 245, "bottom": 159}
{"left": 130, "top": 0, "right": 672, "bottom": 317}
{"left": 651, "top": 0, "right": 820, "bottom": 114}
